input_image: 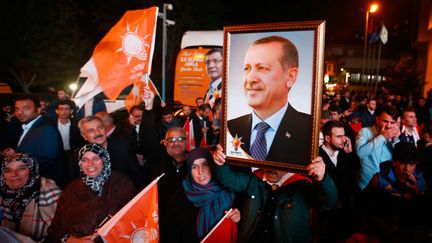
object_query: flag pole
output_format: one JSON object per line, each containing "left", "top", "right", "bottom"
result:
{"left": 374, "top": 42, "right": 382, "bottom": 96}
{"left": 71, "top": 73, "right": 82, "bottom": 98}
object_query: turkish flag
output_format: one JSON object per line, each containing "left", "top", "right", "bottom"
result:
{"left": 184, "top": 117, "right": 195, "bottom": 151}
{"left": 97, "top": 175, "right": 161, "bottom": 242}
{"left": 201, "top": 208, "right": 237, "bottom": 243}
{"left": 80, "top": 7, "right": 158, "bottom": 102}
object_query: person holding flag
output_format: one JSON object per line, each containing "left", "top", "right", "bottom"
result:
{"left": 46, "top": 144, "right": 136, "bottom": 242}
{"left": 161, "top": 147, "right": 240, "bottom": 242}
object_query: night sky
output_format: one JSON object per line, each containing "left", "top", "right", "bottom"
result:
{"left": 0, "top": 0, "right": 416, "bottom": 97}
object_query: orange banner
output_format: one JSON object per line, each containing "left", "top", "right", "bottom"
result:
{"left": 173, "top": 48, "right": 211, "bottom": 106}
{"left": 98, "top": 176, "right": 161, "bottom": 242}
{"left": 89, "top": 7, "right": 158, "bottom": 101}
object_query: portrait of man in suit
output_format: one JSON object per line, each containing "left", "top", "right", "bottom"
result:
{"left": 226, "top": 34, "right": 313, "bottom": 166}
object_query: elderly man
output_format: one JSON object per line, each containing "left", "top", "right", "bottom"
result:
{"left": 77, "top": 115, "right": 145, "bottom": 188}
{"left": 139, "top": 87, "right": 188, "bottom": 215}
{"left": 227, "top": 35, "right": 310, "bottom": 165}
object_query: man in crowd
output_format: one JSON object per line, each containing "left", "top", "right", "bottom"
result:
{"left": 191, "top": 103, "right": 214, "bottom": 148}
{"left": 139, "top": 87, "right": 188, "bottom": 215}
{"left": 356, "top": 106, "right": 401, "bottom": 190}
{"left": 78, "top": 115, "right": 145, "bottom": 188}
{"left": 399, "top": 108, "right": 420, "bottom": 147}
{"left": 227, "top": 35, "right": 310, "bottom": 165}
{"left": 361, "top": 98, "right": 377, "bottom": 127}
{"left": 53, "top": 100, "right": 84, "bottom": 153}
{"left": 1, "top": 96, "right": 67, "bottom": 187}
{"left": 203, "top": 48, "right": 223, "bottom": 109}
{"left": 319, "top": 120, "right": 359, "bottom": 241}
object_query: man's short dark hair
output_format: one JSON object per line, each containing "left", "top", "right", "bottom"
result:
{"left": 328, "top": 104, "right": 342, "bottom": 114}
{"left": 322, "top": 120, "right": 344, "bottom": 137}
{"left": 252, "top": 35, "right": 298, "bottom": 69}
{"left": 130, "top": 105, "right": 143, "bottom": 114}
{"left": 15, "top": 95, "right": 40, "bottom": 109}
{"left": 366, "top": 98, "right": 376, "bottom": 104}
{"left": 198, "top": 104, "right": 211, "bottom": 112}
{"left": 195, "top": 97, "right": 203, "bottom": 104}
{"left": 393, "top": 142, "right": 418, "bottom": 164}
{"left": 206, "top": 48, "right": 222, "bottom": 57}
{"left": 161, "top": 107, "right": 173, "bottom": 116}
{"left": 377, "top": 105, "right": 399, "bottom": 121}
{"left": 55, "top": 100, "right": 75, "bottom": 110}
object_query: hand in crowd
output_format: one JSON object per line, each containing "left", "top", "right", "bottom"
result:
{"left": 306, "top": 156, "right": 326, "bottom": 182}
{"left": 404, "top": 172, "right": 420, "bottom": 196}
{"left": 226, "top": 208, "right": 241, "bottom": 223}
{"left": 343, "top": 136, "right": 352, "bottom": 153}
{"left": 160, "top": 100, "right": 166, "bottom": 108}
{"left": 212, "top": 144, "right": 226, "bottom": 166}
{"left": 380, "top": 126, "right": 401, "bottom": 141}
{"left": 142, "top": 87, "right": 155, "bottom": 111}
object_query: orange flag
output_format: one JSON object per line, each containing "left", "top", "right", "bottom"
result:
{"left": 97, "top": 174, "right": 163, "bottom": 242}
{"left": 201, "top": 208, "right": 238, "bottom": 243}
{"left": 124, "top": 74, "right": 159, "bottom": 111}
{"left": 81, "top": 7, "right": 158, "bottom": 102}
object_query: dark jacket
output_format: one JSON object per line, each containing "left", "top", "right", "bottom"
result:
{"left": 45, "top": 171, "right": 136, "bottom": 242}
{"left": 212, "top": 164, "right": 337, "bottom": 243}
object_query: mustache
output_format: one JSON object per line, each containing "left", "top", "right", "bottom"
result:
{"left": 94, "top": 135, "right": 104, "bottom": 140}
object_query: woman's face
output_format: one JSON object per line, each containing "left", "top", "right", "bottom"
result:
{"left": 4, "top": 161, "right": 30, "bottom": 189}
{"left": 191, "top": 158, "right": 212, "bottom": 186}
{"left": 80, "top": 151, "right": 103, "bottom": 178}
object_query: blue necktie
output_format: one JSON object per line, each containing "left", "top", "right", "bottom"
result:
{"left": 250, "top": 122, "right": 270, "bottom": 160}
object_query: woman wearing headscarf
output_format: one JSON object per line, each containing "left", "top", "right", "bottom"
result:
{"left": 161, "top": 147, "right": 240, "bottom": 242}
{"left": 45, "top": 144, "right": 136, "bottom": 242}
{"left": 0, "top": 153, "right": 61, "bottom": 242}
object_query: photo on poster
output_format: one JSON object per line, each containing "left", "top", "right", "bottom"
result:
{"left": 221, "top": 21, "right": 325, "bottom": 172}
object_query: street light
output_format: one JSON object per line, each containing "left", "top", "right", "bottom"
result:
{"left": 361, "top": 3, "right": 379, "bottom": 83}
{"left": 158, "top": 3, "right": 174, "bottom": 102}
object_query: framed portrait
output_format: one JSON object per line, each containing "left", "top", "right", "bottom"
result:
{"left": 221, "top": 21, "right": 325, "bottom": 173}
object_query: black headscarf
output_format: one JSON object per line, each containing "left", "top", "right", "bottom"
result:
{"left": 78, "top": 144, "right": 111, "bottom": 196}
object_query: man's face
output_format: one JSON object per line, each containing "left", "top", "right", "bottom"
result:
{"left": 402, "top": 111, "right": 417, "bottom": 128}
{"left": 57, "top": 90, "right": 68, "bottom": 100}
{"left": 183, "top": 106, "right": 192, "bottom": 116}
{"left": 131, "top": 109, "right": 143, "bottom": 125}
{"left": 80, "top": 119, "right": 107, "bottom": 146}
{"left": 162, "top": 113, "right": 173, "bottom": 124}
{"left": 326, "top": 127, "right": 346, "bottom": 150}
{"left": 329, "top": 111, "right": 340, "bottom": 121}
{"left": 393, "top": 161, "right": 416, "bottom": 184}
{"left": 196, "top": 99, "right": 204, "bottom": 107}
{"left": 376, "top": 112, "right": 398, "bottom": 131}
{"left": 199, "top": 108, "right": 211, "bottom": 118}
{"left": 206, "top": 52, "right": 223, "bottom": 82}
{"left": 55, "top": 104, "right": 73, "bottom": 120}
{"left": 164, "top": 130, "right": 186, "bottom": 158}
{"left": 367, "top": 100, "right": 376, "bottom": 110}
{"left": 263, "top": 169, "right": 287, "bottom": 183}
{"left": 243, "top": 42, "right": 297, "bottom": 113}
{"left": 14, "top": 99, "right": 40, "bottom": 123}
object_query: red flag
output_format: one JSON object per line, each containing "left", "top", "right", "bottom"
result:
{"left": 81, "top": 7, "right": 158, "bottom": 102}
{"left": 201, "top": 208, "right": 237, "bottom": 243}
{"left": 184, "top": 117, "right": 195, "bottom": 151}
{"left": 97, "top": 174, "right": 162, "bottom": 242}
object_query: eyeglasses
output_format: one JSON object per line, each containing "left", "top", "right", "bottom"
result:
{"left": 165, "top": 137, "right": 187, "bottom": 144}
{"left": 205, "top": 59, "right": 223, "bottom": 66}
{"left": 80, "top": 157, "right": 102, "bottom": 164}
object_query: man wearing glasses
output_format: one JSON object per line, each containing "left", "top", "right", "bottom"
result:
{"left": 203, "top": 48, "right": 223, "bottom": 108}
{"left": 139, "top": 87, "right": 188, "bottom": 217}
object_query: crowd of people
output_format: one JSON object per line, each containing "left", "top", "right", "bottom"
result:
{"left": 0, "top": 46, "right": 432, "bottom": 242}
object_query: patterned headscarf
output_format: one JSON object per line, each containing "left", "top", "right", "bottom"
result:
{"left": 78, "top": 144, "right": 111, "bottom": 197}
{"left": 0, "top": 153, "right": 41, "bottom": 228}
{"left": 182, "top": 147, "right": 234, "bottom": 239}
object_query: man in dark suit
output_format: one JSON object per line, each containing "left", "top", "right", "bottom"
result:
{"left": 52, "top": 100, "right": 84, "bottom": 152}
{"left": 318, "top": 120, "right": 359, "bottom": 241}
{"left": 1, "top": 96, "right": 67, "bottom": 187}
{"left": 227, "top": 35, "right": 311, "bottom": 165}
